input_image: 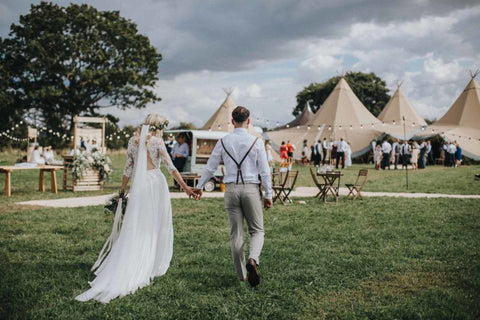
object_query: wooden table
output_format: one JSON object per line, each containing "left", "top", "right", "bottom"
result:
{"left": 0, "top": 165, "right": 60, "bottom": 197}
{"left": 179, "top": 173, "right": 201, "bottom": 190}
{"left": 317, "top": 171, "right": 344, "bottom": 203}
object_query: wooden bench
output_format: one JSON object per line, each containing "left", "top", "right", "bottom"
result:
{"left": 0, "top": 165, "right": 61, "bottom": 197}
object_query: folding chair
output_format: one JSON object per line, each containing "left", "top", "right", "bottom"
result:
{"left": 310, "top": 167, "right": 326, "bottom": 198}
{"left": 345, "top": 169, "right": 368, "bottom": 200}
{"left": 272, "top": 170, "right": 298, "bottom": 205}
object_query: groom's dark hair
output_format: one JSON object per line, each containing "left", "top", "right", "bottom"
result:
{"left": 232, "top": 106, "right": 250, "bottom": 123}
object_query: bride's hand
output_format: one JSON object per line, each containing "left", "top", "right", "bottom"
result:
{"left": 185, "top": 186, "right": 200, "bottom": 200}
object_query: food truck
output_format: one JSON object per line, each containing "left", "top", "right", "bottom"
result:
{"left": 166, "top": 130, "right": 229, "bottom": 192}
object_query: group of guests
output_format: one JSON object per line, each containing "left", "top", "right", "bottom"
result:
{"left": 29, "top": 145, "right": 62, "bottom": 165}
{"left": 69, "top": 138, "right": 101, "bottom": 156}
{"left": 277, "top": 138, "right": 352, "bottom": 170}
{"left": 373, "top": 138, "right": 462, "bottom": 170}
{"left": 310, "top": 138, "right": 352, "bottom": 169}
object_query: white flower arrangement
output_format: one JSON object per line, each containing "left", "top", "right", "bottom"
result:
{"left": 72, "top": 151, "right": 112, "bottom": 182}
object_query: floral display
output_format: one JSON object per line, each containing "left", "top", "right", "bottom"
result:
{"left": 71, "top": 151, "right": 112, "bottom": 181}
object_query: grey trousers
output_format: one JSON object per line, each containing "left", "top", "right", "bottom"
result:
{"left": 224, "top": 183, "right": 264, "bottom": 280}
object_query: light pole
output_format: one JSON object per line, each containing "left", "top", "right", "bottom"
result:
{"left": 403, "top": 116, "right": 408, "bottom": 189}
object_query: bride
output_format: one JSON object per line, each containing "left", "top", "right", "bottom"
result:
{"left": 76, "top": 114, "right": 198, "bottom": 303}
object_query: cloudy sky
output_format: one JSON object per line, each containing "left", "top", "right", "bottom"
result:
{"left": 1, "top": 0, "right": 479, "bottom": 128}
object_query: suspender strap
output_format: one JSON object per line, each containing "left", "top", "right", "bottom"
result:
{"left": 221, "top": 137, "right": 259, "bottom": 184}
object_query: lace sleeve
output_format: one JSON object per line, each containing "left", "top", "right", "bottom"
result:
{"left": 157, "top": 138, "right": 177, "bottom": 174}
{"left": 123, "top": 138, "right": 135, "bottom": 177}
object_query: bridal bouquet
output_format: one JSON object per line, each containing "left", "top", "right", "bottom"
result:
{"left": 105, "top": 193, "right": 128, "bottom": 215}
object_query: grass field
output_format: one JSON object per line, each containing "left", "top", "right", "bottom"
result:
{"left": 0, "top": 152, "right": 479, "bottom": 201}
{"left": 1, "top": 152, "right": 480, "bottom": 319}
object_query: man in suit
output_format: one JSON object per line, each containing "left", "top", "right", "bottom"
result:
{"left": 194, "top": 106, "right": 273, "bottom": 287}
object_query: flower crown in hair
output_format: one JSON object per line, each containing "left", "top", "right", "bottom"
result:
{"left": 149, "top": 120, "right": 169, "bottom": 132}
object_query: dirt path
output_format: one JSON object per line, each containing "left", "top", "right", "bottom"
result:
{"left": 16, "top": 187, "right": 480, "bottom": 208}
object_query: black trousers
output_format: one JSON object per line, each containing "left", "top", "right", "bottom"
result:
{"left": 322, "top": 148, "right": 327, "bottom": 165}
{"left": 381, "top": 153, "right": 391, "bottom": 169}
{"left": 173, "top": 157, "right": 187, "bottom": 186}
{"left": 336, "top": 151, "right": 345, "bottom": 169}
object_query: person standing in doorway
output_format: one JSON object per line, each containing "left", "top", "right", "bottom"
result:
{"left": 381, "top": 138, "right": 392, "bottom": 170}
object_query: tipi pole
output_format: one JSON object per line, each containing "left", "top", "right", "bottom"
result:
{"left": 403, "top": 116, "right": 408, "bottom": 190}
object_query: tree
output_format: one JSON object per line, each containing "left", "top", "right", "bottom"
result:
{"left": 1, "top": 2, "right": 162, "bottom": 145}
{"left": 294, "top": 72, "right": 390, "bottom": 117}
{"left": 169, "top": 122, "right": 197, "bottom": 130}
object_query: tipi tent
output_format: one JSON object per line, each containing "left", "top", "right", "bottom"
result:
{"left": 415, "top": 76, "right": 480, "bottom": 160}
{"left": 202, "top": 91, "right": 262, "bottom": 137}
{"left": 275, "top": 101, "right": 314, "bottom": 130}
{"left": 378, "top": 86, "right": 427, "bottom": 139}
{"left": 265, "top": 77, "right": 385, "bottom": 158}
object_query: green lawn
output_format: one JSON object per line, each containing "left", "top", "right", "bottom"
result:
{"left": 1, "top": 152, "right": 479, "bottom": 202}
{"left": 1, "top": 151, "right": 480, "bottom": 319}
{"left": 1, "top": 197, "right": 479, "bottom": 319}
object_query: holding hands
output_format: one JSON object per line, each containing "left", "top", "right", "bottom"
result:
{"left": 185, "top": 186, "right": 202, "bottom": 200}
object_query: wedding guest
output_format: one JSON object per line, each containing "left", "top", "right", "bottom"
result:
{"left": 164, "top": 134, "right": 175, "bottom": 157}
{"left": 286, "top": 140, "right": 294, "bottom": 160}
{"left": 418, "top": 139, "right": 426, "bottom": 169}
{"left": 374, "top": 144, "right": 382, "bottom": 170}
{"left": 426, "top": 140, "right": 433, "bottom": 165}
{"left": 381, "top": 138, "right": 392, "bottom": 170}
{"left": 171, "top": 133, "right": 189, "bottom": 173}
{"left": 90, "top": 139, "right": 99, "bottom": 152}
{"left": 331, "top": 140, "right": 337, "bottom": 166}
{"left": 336, "top": 138, "right": 347, "bottom": 169}
{"left": 447, "top": 141, "right": 457, "bottom": 167}
{"left": 455, "top": 143, "right": 462, "bottom": 167}
{"left": 392, "top": 139, "right": 401, "bottom": 170}
{"left": 411, "top": 141, "right": 420, "bottom": 170}
{"left": 346, "top": 141, "right": 352, "bottom": 167}
{"left": 279, "top": 141, "right": 288, "bottom": 163}
{"left": 313, "top": 139, "right": 321, "bottom": 166}
{"left": 442, "top": 143, "right": 449, "bottom": 166}
{"left": 301, "top": 140, "right": 309, "bottom": 165}
{"left": 322, "top": 138, "right": 328, "bottom": 165}
{"left": 265, "top": 140, "right": 274, "bottom": 169}
{"left": 400, "top": 140, "right": 411, "bottom": 169}
{"left": 30, "top": 145, "right": 45, "bottom": 165}
{"left": 69, "top": 148, "right": 81, "bottom": 156}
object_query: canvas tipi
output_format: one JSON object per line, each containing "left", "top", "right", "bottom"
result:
{"left": 416, "top": 75, "right": 480, "bottom": 160}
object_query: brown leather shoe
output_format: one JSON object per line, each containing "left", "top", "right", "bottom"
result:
{"left": 246, "top": 258, "right": 260, "bottom": 287}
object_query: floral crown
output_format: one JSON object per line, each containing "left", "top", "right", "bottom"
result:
{"left": 148, "top": 120, "right": 169, "bottom": 132}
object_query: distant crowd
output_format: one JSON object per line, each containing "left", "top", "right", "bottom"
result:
{"left": 373, "top": 138, "right": 462, "bottom": 170}
{"left": 274, "top": 138, "right": 353, "bottom": 170}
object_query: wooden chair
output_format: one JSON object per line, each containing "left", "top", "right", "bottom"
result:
{"left": 345, "top": 169, "right": 369, "bottom": 200}
{"left": 272, "top": 169, "right": 298, "bottom": 205}
{"left": 309, "top": 167, "right": 326, "bottom": 198}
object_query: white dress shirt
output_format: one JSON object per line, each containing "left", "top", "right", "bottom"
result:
{"left": 171, "top": 142, "right": 189, "bottom": 159}
{"left": 381, "top": 141, "right": 392, "bottom": 153}
{"left": 337, "top": 140, "right": 347, "bottom": 152}
{"left": 447, "top": 143, "right": 457, "bottom": 154}
{"left": 196, "top": 128, "right": 273, "bottom": 199}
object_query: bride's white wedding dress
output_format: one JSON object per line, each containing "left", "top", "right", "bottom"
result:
{"left": 76, "top": 125, "right": 177, "bottom": 303}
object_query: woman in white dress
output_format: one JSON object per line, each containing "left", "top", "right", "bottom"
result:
{"left": 411, "top": 141, "right": 419, "bottom": 170}
{"left": 345, "top": 142, "right": 352, "bottom": 167}
{"left": 76, "top": 114, "right": 198, "bottom": 303}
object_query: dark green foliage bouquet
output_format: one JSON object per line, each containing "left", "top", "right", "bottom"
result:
{"left": 105, "top": 193, "right": 128, "bottom": 215}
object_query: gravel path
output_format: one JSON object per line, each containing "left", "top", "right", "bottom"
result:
{"left": 16, "top": 187, "right": 480, "bottom": 208}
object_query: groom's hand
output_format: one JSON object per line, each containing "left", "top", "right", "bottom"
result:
{"left": 264, "top": 198, "right": 273, "bottom": 210}
{"left": 192, "top": 188, "right": 203, "bottom": 200}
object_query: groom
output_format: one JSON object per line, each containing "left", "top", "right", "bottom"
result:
{"left": 194, "top": 106, "right": 273, "bottom": 287}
